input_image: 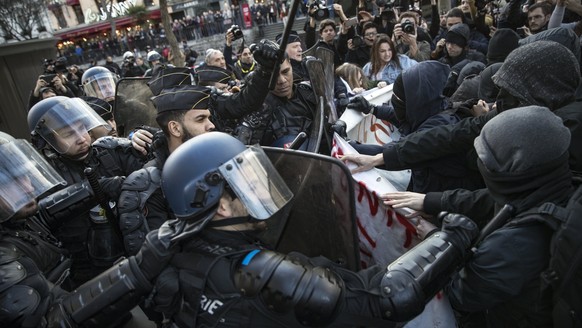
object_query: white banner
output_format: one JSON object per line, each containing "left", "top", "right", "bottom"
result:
{"left": 331, "top": 135, "right": 457, "bottom": 328}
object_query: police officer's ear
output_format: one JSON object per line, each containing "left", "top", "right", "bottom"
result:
{"left": 168, "top": 121, "right": 183, "bottom": 138}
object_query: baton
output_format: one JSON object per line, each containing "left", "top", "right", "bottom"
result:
{"left": 84, "top": 167, "right": 123, "bottom": 240}
{"left": 471, "top": 203, "right": 514, "bottom": 253}
{"left": 269, "top": 0, "right": 301, "bottom": 90}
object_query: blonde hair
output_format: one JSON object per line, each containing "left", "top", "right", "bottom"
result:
{"left": 335, "top": 63, "right": 368, "bottom": 90}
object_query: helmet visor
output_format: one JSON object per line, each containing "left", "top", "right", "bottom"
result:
{"left": 36, "top": 98, "right": 110, "bottom": 154}
{"left": 218, "top": 146, "right": 293, "bottom": 220}
{"left": 0, "top": 140, "right": 65, "bottom": 222}
{"left": 83, "top": 72, "right": 118, "bottom": 102}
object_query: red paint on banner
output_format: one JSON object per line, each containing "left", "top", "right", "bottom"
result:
{"left": 357, "top": 181, "right": 380, "bottom": 216}
{"left": 356, "top": 217, "right": 376, "bottom": 248}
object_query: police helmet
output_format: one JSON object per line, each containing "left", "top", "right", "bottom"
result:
{"left": 147, "top": 50, "right": 162, "bottom": 62}
{"left": 28, "top": 96, "right": 110, "bottom": 154}
{"left": 162, "top": 132, "right": 292, "bottom": 230}
{"left": 123, "top": 51, "right": 135, "bottom": 61}
{"left": 0, "top": 132, "right": 64, "bottom": 222}
{"left": 81, "top": 66, "right": 118, "bottom": 102}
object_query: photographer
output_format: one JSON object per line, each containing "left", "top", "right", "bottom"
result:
{"left": 28, "top": 73, "right": 74, "bottom": 109}
{"left": 223, "top": 25, "right": 244, "bottom": 70}
{"left": 344, "top": 22, "right": 379, "bottom": 67}
{"left": 305, "top": 3, "right": 347, "bottom": 67}
{"left": 393, "top": 11, "right": 431, "bottom": 61}
{"left": 121, "top": 51, "right": 146, "bottom": 77}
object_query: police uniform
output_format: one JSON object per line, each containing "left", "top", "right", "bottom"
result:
{"left": 148, "top": 132, "right": 482, "bottom": 327}
{"left": 235, "top": 82, "right": 316, "bottom": 148}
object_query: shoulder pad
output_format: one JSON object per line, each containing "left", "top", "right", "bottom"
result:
{"left": 0, "top": 285, "right": 41, "bottom": 322}
{"left": 93, "top": 136, "right": 132, "bottom": 149}
{"left": 121, "top": 167, "right": 161, "bottom": 192}
{"left": 0, "top": 260, "right": 28, "bottom": 294}
{"left": 0, "top": 243, "right": 22, "bottom": 265}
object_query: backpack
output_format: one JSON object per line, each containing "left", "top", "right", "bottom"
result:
{"left": 516, "top": 183, "right": 582, "bottom": 327}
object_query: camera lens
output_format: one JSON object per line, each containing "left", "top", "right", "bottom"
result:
{"left": 402, "top": 20, "right": 415, "bottom": 34}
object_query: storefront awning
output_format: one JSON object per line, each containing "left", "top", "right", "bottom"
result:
{"left": 53, "top": 9, "right": 161, "bottom": 40}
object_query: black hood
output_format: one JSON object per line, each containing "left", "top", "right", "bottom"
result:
{"left": 399, "top": 61, "right": 450, "bottom": 133}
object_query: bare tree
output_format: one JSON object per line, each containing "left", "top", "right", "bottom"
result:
{"left": 0, "top": 0, "right": 46, "bottom": 41}
{"left": 158, "top": 0, "right": 184, "bottom": 66}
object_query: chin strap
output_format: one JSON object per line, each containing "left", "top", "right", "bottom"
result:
{"left": 206, "top": 216, "right": 255, "bottom": 228}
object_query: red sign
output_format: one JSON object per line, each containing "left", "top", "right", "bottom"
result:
{"left": 242, "top": 4, "right": 252, "bottom": 29}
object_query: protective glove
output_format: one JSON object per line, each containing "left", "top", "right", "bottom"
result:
{"left": 135, "top": 230, "right": 176, "bottom": 281}
{"left": 438, "top": 212, "right": 479, "bottom": 252}
{"left": 250, "top": 39, "right": 281, "bottom": 72}
{"left": 336, "top": 93, "right": 349, "bottom": 112}
{"left": 347, "top": 95, "right": 375, "bottom": 114}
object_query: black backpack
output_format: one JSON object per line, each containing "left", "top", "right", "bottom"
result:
{"left": 515, "top": 183, "right": 582, "bottom": 327}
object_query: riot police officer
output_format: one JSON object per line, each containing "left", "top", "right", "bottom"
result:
{"left": 117, "top": 38, "right": 283, "bottom": 256}
{"left": 148, "top": 131, "right": 480, "bottom": 327}
{"left": 81, "top": 66, "right": 119, "bottom": 103}
{"left": 28, "top": 96, "right": 146, "bottom": 287}
{"left": 0, "top": 131, "right": 174, "bottom": 327}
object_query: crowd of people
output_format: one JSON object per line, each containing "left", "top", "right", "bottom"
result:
{"left": 3, "top": 0, "right": 582, "bottom": 326}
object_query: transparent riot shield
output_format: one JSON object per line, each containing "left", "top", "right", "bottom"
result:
{"left": 261, "top": 147, "right": 360, "bottom": 271}
{"left": 113, "top": 77, "right": 157, "bottom": 137}
{"left": 305, "top": 58, "right": 331, "bottom": 153}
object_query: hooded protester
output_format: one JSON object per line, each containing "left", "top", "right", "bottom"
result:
{"left": 349, "top": 61, "right": 484, "bottom": 192}
{"left": 443, "top": 106, "right": 574, "bottom": 327}
{"left": 344, "top": 40, "right": 582, "bottom": 225}
{"left": 450, "top": 29, "right": 519, "bottom": 102}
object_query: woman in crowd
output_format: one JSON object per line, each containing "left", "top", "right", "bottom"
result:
{"left": 363, "top": 34, "right": 418, "bottom": 87}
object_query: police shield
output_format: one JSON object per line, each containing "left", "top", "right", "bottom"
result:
{"left": 304, "top": 58, "right": 329, "bottom": 153}
{"left": 315, "top": 46, "right": 338, "bottom": 122}
{"left": 113, "top": 77, "right": 157, "bottom": 137}
{"left": 260, "top": 147, "right": 360, "bottom": 271}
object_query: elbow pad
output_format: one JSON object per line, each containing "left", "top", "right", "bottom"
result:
{"left": 38, "top": 181, "right": 97, "bottom": 229}
{"left": 378, "top": 214, "right": 478, "bottom": 322}
{"left": 234, "top": 250, "right": 343, "bottom": 326}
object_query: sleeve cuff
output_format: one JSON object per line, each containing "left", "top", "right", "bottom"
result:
{"left": 424, "top": 192, "right": 444, "bottom": 215}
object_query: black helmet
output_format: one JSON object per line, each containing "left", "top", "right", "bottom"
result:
{"left": 0, "top": 132, "right": 64, "bottom": 222}
{"left": 162, "top": 132, "right": 292, "bottom": 231}
{"left": 81, "top": 66, "right": 118, "bottom": 102}
{"left": 28, "top": 96, "right": 109, "bottom": 154}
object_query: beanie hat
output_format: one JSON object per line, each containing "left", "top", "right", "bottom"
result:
{"left": 487, "top": 28, "right": 520, "bottom": 64}
{"left": 492, "top": 41, "right": 579, "bottom": 110}
{"left": 474, "top": 106, "right": 570, "bottom": 173}
{"left": 276, "top": 31, "right": 301, "bottom": 45}
{"left": 445, "top": 24, "right": 470, "bottom": 48}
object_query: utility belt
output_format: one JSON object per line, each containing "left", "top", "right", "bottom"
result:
{"left": 272, "top": 114, "right": 311, "bottom": 140}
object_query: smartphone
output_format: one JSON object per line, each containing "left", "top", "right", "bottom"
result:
{"left": 345, "top": 17, "right": 358, "bottom": 28}
{"left": 516, "top": 27, "right": 527, "bottom": 38}
{"left": 40, "top": 74, "right": 56, "bottom": 83}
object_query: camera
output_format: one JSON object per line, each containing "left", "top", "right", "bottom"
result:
{"left": 401, "top": 19, "right": 415, "bottom": 34}
{"left": 376, "top": 0, "right": 387, "bottom": 7}
{"left": 352, "top": 35, "right": 363, "bottom": 48}
{"left": 309, "top": 1, "right": 333, "bottom": 21}
{"left": 230, "top": 25, "right": 244, "bottom": 41}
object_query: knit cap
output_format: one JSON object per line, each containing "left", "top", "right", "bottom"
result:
{"left": 474, "top": 106, "right": 570, "bottom": 173}
{"left": 487, "top": 28, "right": 520, "bottom": 64}
{"left": 492, "top": 41, "right": 579, "bottom": 110}
{"left": 445, "top": 23, "right": 470, "bottom": 48}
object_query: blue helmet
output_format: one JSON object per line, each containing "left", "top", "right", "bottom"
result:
{"left": 162, "top": 132, "right": 292, "bottom": 231}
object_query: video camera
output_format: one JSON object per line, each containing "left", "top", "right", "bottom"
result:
{"left": 230, "top": 25, "right": 244, "bottom": 41}
{"left": 309, "top": 0, "right": 334, "bottom": 21}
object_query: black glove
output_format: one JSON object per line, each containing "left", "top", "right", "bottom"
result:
{"left": 336, "top": 93, "right": 349, "bottom": 111}
{"left": 250, "top": 39, "right": 280, "bottom": 71}
{"left": 347, "top": 95, "right": 374, "bottom": 114}
{"left": 438, "top": 212, "right": 479, "bottom": 252}
{"left": 135, "top": 230, "right": 176, "bottom": 281}
{"left": 330, "top": 120, "right": 347, "bottom": 139}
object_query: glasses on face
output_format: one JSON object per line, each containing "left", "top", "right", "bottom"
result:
{"left": 365, "top": 32, "right": 378, "bottom": 37}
